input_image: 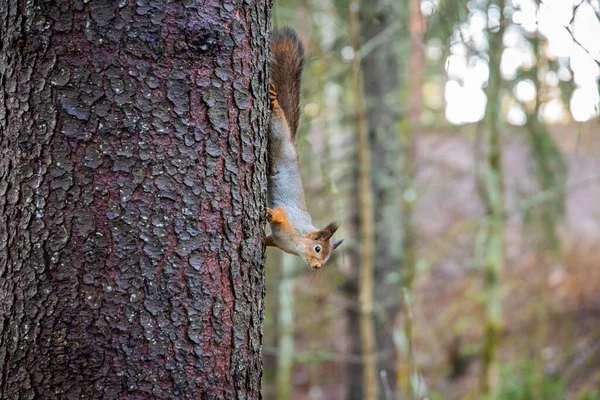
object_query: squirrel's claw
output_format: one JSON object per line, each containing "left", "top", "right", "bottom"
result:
{"left": 265, "top": 235, "right": 276, "bottom": 247}
{"left": 266, "top": 207, "right": 273, "bottom": 222}
{"left": 269, "top": 84, "right": 280, "bottom": 110}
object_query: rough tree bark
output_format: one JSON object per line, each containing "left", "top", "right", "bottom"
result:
{"left": 0, "top": 1, "right": 270, "bottom": 398}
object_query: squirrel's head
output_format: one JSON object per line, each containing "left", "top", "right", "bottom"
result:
{"left": 300, "top": 222, "right": 343, "bottom": 269}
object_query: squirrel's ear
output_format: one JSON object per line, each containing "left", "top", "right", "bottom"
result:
{"left": 322, "top": 221, "right": 340, "bottom": 241}
{"left": 332, "top": 239, "right": 344, "bottom": 250}
{"left": 310, "top": 221, "right": 340, "bottom": 241}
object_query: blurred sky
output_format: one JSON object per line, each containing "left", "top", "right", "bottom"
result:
{"left": 428, "top": 0, "right": 600, "bottom": 125}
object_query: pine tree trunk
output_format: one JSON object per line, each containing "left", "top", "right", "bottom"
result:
{"left": 0, "top": 1, "right": 271, "bottom": 398}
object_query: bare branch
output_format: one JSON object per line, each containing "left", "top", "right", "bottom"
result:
{"left": 541, "top": 0, "right": 600, "bottom": 67}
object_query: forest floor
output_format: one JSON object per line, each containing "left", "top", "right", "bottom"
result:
{"left": 262, "top": 120, "right": 600, "bottom": 400}
{"left": 412, "top": 121, "right": 600, "bottom": 399}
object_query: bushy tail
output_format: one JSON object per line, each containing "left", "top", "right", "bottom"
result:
{"left": 270, "top": 27, "right": 305, "bottom": 141}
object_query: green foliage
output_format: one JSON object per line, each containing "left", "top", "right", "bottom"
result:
{"left": 484, "top": 360, "right": 566, "bottom": 400}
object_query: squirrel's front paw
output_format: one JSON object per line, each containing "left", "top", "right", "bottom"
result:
{"left": 269, "top": 84, "right": 280, "bottom": 111}
{"left": 266, "top": 207, "right": 273, "bottom": 222}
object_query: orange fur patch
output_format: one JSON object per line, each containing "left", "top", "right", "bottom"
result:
{"left": 270, "top": 208, "right": 294, "bottom": 233}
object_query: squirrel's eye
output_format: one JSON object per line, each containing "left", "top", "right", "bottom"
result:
{"left": 314, "top": 245, "right": 321, "bottom": 253}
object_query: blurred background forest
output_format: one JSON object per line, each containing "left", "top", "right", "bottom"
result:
{"left": 262, "top": 0, "right": 600, "bottom": 399}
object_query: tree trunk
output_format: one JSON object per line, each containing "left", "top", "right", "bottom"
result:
{"left": 0, "top": 1, "right": 270, "bottom": 399}
{"left": 276, "top": 253, "right": 295, "bottom": 400}
{"left": 359, "top": 0, "right": 403, "bottom": 394}
{"left": 344, "top": 281, "right": 364, "bottom": 400}
{"left": 478, "top": 0, "right": 505, "bottom": 394}
{"left": 350, "top": 2, "right": 378, "bottom": 399}
{"left": 396, "top": 0, "right": 425, "bottom": 397}
{"left": 525, "top": 3, "right": 567, "bottom": 253}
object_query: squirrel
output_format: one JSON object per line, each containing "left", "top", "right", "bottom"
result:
{"left": 265, "top": 27, "right": 343, "bottom": 269}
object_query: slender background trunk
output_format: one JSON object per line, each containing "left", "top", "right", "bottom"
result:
{"left": 525, "top": 1, "right": 567, "bottom": 253}
{"left": 350, "top": 1, "right": 378, "bottom": 399}
{"left": 478, "top": 1, "right": 505, "bottom": 394}
{"left": 396, "top": 0, "right": 425, "bottom": 397}
{"left": 276, "top": 253, "right": 295, "bottom": 400}
{"left": 359, "top": 0, "right": 403, "bottom": 392}
{"left": 0, "top": 1, "right": 270, "bottom": 398}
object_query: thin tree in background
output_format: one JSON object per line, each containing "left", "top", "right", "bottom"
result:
{"left": 0, "top": 1, "right": 270, "bottom": 398}
{"left": 525, "top": 0, "right": 567, "bottom": 253}
{"left": 396, "top": 0, "right": 425, "bottom": 396}
{"left": 349, "top": 0, "right": 378, "bottom": 399}
{"left": 276, "top": 253, "right": 296, "bottom": 400}
{"left": 477, "top": 0, "right": 506, "bottom": 394}
{"left": 360, "top": 0, "right": 403, "bottom": 392}
{"left": 523, "top": 4, "right": 568, "bottom": 393}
